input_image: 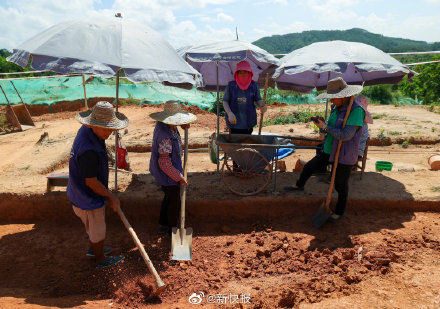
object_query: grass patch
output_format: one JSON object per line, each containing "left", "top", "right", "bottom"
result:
{"left": 377, "top": 128, "right": 386, "bottom": 140}
{"left": 372, "top": 113, "right": 386, "bottom": 119}
{"left": 120, "top": 92, "right": 140, "bottom": 106}
{"left": 431, "top": 186, "right": 440, "bottom": 192}
{"left": 263, "top": 107, "right": 324, "bottom": 126}
{"left": 0, "top": 114, "right": 7, "bottom": 130}
{"left": 388, "top": 131, "right": 401, "bottom": 135}
{"left": 401, "top": 140, "right": 410, "bottom": 148}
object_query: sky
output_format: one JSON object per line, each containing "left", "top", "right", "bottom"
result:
{"left": 1, "top": 0, "right": 440, "bottom": 51}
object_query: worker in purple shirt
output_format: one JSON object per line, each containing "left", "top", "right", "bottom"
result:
{"left": 67, "top": 101, "right": 129, "bottom": 269}
{"left": 285, "top": 78, "right": 365, "bottom": 222}
{"left": 223, "top": 60, "right": 267, "bottom": 135}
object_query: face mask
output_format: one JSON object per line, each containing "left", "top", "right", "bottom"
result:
{"left": 234, "top": 72, "right": 252, "bottom": 90}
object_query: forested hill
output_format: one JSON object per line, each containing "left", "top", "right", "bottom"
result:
{"left": 252, "top": 28, "right": 440, "bottom": 54}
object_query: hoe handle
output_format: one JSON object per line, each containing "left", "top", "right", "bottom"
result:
{"left": 117, "top": 205, "right": 165, "bottom": 292}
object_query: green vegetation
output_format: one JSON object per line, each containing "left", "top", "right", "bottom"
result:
{"left": 0, "top": 49, "right": 54, "bottom": 78}
{"left": 263, "top": 107, "right": 324, "bottom": 126}
{"left": 431, "top": 186, "right": 440, "bottom": 192}
{"left": 0, "top": 114, "right": 7, "bottom": 131}
{"left": 372, "top": 113, "right": 386, "bottom": 119}
{"left": 378, "top": 128, "right": 386, "bottom": 140}
{"left": 398, "top": 56, "right": 440, "bottom": 105}
{"left": 401, "top": 140, "right": 410, "bottom": 148}
{"left": 388, "top": 131, "right": 401, "bottom": 135}
{"left": 121, "top": 91, "right": 140, "bottom": 105}
{"left": 253, "top": 28, "right": 439, "bottom": 54}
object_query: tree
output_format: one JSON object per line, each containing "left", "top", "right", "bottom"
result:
{"left": 399, "top": 56, "right": 440, "bottom": 105}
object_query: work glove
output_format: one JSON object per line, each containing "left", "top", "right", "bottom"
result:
{"left": 227, "top": 112, "right": 237, "bottom": 125}
{"left": 260, "top": 105, "right": 267, "bottom": 113}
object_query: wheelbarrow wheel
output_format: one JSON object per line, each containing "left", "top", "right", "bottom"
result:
{"left": 222, "top": 148, "right": 272, "bottom": 196}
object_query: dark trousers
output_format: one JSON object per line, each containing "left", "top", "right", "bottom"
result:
{"left": 332, "top": 163, "right": 353, "bottom": 215}
{"left": 296, "top": 152, "right": 330, "bottom": 187}
{"left": 296, "top": 152, "right": 352, "bottom": 216}
{"left": 230, "top": 128, "right": 253, "bottom": 135}
{"left": 159, "top": 185, "right": 180, "bottom": 227}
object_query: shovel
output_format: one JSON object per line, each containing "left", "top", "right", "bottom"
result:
{"left": 312, "top": 96, "right": 355, "bottom": 228}
{"left": 171, "top": 127, "right": 193, "bottom": 260}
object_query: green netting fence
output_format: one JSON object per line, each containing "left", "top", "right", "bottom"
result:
{"left": 0, "top": 75, "right": 327, "bottom": 110}
{"left": 1, "top": 75, "right": 420, "bottom": 110}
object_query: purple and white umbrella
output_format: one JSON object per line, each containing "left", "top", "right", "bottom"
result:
{"left": 8, "top": 17, "right": 202, "bottom": 87}
{"left": 180, "top": 40, "right": 279, "bottom": 171}
{"left": 273, "top": 40, "right": 416, "bottom": 93}
{"left": 7, "top": 16, "right": 203, "bottom": 190}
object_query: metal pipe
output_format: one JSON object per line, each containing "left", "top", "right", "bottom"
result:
{"left": 82, "top": 74, "right": 88, "bottom": 110}
{"left": 216, "top": 60, "right": 220, "bottom": 173}
{"left": 115, "top": 69, "right": 120, "bottom": 191}
{"left": 273, "top": 147, "right": 279, "bottom": 192}
{"left": 10, "top": 81, "right": 24, "bottom": 104}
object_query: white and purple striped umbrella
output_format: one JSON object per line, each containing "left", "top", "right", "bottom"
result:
{"left": 180, "top": 40, "right": 279, "bottom": 91}
{"left": 7, "top": 17, "right": 202, "bottom": 88}
{"left": 273, "top": 40, "right": 416, "bottom": 92}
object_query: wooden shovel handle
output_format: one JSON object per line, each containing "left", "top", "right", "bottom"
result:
{"left": 116, "top": 205, "right": 165, "bottom": 291}
{"left": 258, "top": 73, "right": 269, "bottom": 135}
{"left": 325, "top": 96, "right": 355, "bottom": 208}
{"left": 180, "top": 127, "right": 189, "bottom": 231}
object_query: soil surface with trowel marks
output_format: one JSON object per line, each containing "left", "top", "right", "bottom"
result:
{"left": 1, "top": 210, "right": 440, "bottom": 308}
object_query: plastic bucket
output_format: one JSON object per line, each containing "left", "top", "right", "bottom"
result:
{"left": 375, "top": 161, "right": 393, "bottom": 172}
{"left": 428, "top": 155, "right": 440, "bottom": 170}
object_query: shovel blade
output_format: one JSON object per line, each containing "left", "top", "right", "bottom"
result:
{"left": 171, "top": 227, "right": 193, "bottom": 261}
{"left": 311, "top": 203, "right": 332, "bottom": 228}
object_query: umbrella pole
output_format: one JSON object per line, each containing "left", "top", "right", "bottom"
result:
{"left": 82, "top": 74, "right": 89, "bottom": 110}
{"left": 324, "top": 71, "right": 330, "bottom": 121}
{"left": 216, "top": 61, "right": 220, "bottom": 173}
{"left": 115, "top": 69, "right": 120, "bottom": 191}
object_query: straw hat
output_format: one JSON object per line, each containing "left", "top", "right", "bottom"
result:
{"left": 76, "top": 101, "right": 129, "bottom": 130}
{"left": 149, "top": 101, "right": 197, "bottom": 125}
{"left": 316, "top": 77, "right": 363, "bottom": 100}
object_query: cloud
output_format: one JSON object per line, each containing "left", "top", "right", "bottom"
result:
{"left": 254, "top": 0, "right": 288, "bottom": 4}
{"left": 253, "top": 21, "right": 310, "bottom": 38}
{"left": 304, "top": 0, "right": 358, "bottom": 21}
{"left": 217, "top": 13, "right": 234, "bottom": 22}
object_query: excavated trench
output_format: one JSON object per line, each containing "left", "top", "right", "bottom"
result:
{"left": 1, "top": 191, "right": 440, "bottom": 309}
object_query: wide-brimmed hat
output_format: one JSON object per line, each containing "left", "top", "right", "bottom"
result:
{"left": 316, "top": 77, "right": 363, "bottom": 100}
{"left": 76, "top": 101, "right": 129, "bottom": 130}
{"left": 355, "top": 95, "right": 373, "bottom": 124}
{"left": 149, "top": 101, "right": 197, "bottom": 125}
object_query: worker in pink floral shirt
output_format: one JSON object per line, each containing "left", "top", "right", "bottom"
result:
{"left": 149, "top": 101, "right": 197, "bottom": 234}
